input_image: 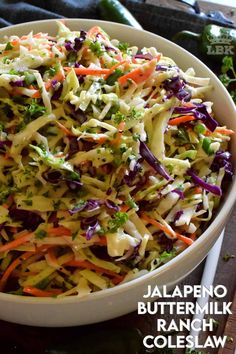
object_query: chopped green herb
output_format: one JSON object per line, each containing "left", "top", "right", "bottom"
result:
{"left": 35, "top": 229, "right": 47, "bottom": 239}
{"left": 53, "top": 200, "right": 61, "bottom": 211}
{"left": 47, "top": 64, "right": 59, "bottom": 77}
{"left": 24, "top": 72, "right": 36, "bottom": 86}
{"left": 106, "top": 68, "right": 123, "bottom": 85}
{"left": 24, "top": 100, "right": 46, "bottom": 122}
{"left": 126, "top": 198, "right": 138, "bottom": 209}
{"left": 5, "top": 42, "right": 13, "bottom": 51}
{"left": 9, "top": 68, "right": 19, "bottom": 75}
{"left": 36, "top": 277, "right": 50, "bottom": 289}
{"left": 176, "top": 127, "right": 190, "bottom": 145}
{"left": 108, "top": 212, "right": 129, "bottom": 233}
{"left": 89, "top": 41, "right": 104, "bottom": 57}
{"left": 113, "top": 111, "right": 125, "bottom": 124}
{"left": 118, "top": 42, "right": 129, "bottom": 52}
{"left": 22, "top": 199, "right": 33, "bottom": 206}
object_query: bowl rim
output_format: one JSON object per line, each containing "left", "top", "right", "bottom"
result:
{"left": 0, "top": 18, "right": 235, "bottom": 304}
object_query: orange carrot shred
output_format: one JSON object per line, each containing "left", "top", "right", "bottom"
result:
{"left": 169, "top": 115, "right": 196, "bottom": 126}
{"left": 141, "top": 213, "right": 193, "bottom": 246}
{"left": 23, "top": 287, "right": 62, "bottom": 297}
{"left": 0, "top": 251, "right": 34, "bottom": 291}
{"left": 0, "top": 232, "right": 34, "bottom": 253}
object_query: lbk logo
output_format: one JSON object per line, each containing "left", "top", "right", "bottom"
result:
{"left": 206, "top": 33, "right": 234, "bottom": 55}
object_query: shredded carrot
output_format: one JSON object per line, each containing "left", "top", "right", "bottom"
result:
{"left": 169, "top": 115, "right": 196, "bottom": 125}
{"left": 190, "top": 232, "right": 197, "bottom": 241}
{"left": 87, "top": 26, "right": 107, "bottom": 40}
{"left": 0, "top": 232, "right": 34, "bottom": 253}
{"left": 2, "top": 203, "right": 9, "bottom": 209}
{"left": 118, "top": 58, "right": 157, "bottom": 86}
{"left": 0, "top": 251, "right": 33, "bottom": 291}
{"left": 64, "top": 67, "right": 111, "bottom": 76}
{"left": 11, "top": 39, "right": 19, "bottom": 46}
{"left": 32, "top": 90, "right": 41, "bottom": 98}
{"left": 46, "top": 247, "right": 60, "bottom": 269}
{"left": 9, "top": 226, "right": 18, "bottom": 234}
{"left": 194, "top": 187, "right": 202, "bottom": 194}
{"left": 23, "top": 287, "right": 62, "bottom": 297}
{"left": 65, "top": 259, "right": 123, "bottom": 283}
{"left": 56, "top": 121, "right": 74, "bottom": 136}
{"left": 110, "top": 121, "right": 125, "bottom": 146}
{"left": 104, "top": 60, "right": 128, "bottom": 79}
{"left": 47, "top": 226, "right": 71, "bottom": 237}
{"left": 141, "top": 213, "right": 193, "bottom": 246}
{"left": 215, "top": 127, "right": 234, "bottom": 135}
{"left": 120, "top": 204, "right": 130, "bottom": 212}
{"left": 175, "top": 233, "right": 194, "bottom": 246}
{"left": 96, "top": 136, "right": 107, "bottom": 144}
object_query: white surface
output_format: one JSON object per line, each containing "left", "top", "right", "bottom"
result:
{"left": 190, "top": 231, "right": 224, "bottom": 341}
{"left": 0, "top": 19, "right": 235, "bottom": 326}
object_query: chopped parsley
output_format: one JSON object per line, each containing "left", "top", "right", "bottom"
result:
{"left": 22, "top": 199, "right": 33, "bottom": 206}
{"left": 108, "top": 212, "right": 129, "bottom": 233}
{"left": 35, "top": 229, "right": 47, "bottom": 239}
{"left": 106, "top": 68, "right": 123, "bottom": 85}
{"left": 89, "top": 41, "right": 104, "bottom": 57}
{"left": 24, "top": 100, "right": 46, "bottom": 122}
{"left": 5, "top": 42, "right": 13, "bottom": 51}
{"left": 118, "top": 41, "right": 129, "bottom": 52}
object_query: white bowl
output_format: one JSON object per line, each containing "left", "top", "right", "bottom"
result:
{"left": 0, "top": 19, "right": 235, "bottom": 327}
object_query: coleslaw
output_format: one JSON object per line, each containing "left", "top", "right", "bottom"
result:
{"left": 0, "top": 22, "right": 234, "bottom": 297}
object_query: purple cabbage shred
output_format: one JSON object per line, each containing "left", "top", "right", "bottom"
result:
{"left": 164, "top": 76, "right": 191, "bottom": 102}
{"left": 187, "top": 169, "right": 222, "bottom": 196}
{"left": 173, "top": 103, "right": 218, "bottom": 132}
{"left": 64, "top": 30, "right": 86, "bottom": 52}
{"left": 10, "top": 80, "right": 24, "bottom": 87}
{"left": 139, "top": 141, "right": 171, "bottom": 181}
{"left": 134, "top": 53, "right": 153, "bottom": 60}
{"left": 211, "top": 150, "right": 233, "bottom": 179}
{"left": 85, "top": 221, "right": 99, "bottom": 240}
{"left": 172, "top": 189, "right": 184, "bottom": 199}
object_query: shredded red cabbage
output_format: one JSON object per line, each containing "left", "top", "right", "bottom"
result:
{"left": 164, "top": 76, "right": 191, "bottom": 102}
{"left": 10, "top": 80, "right": 24, "bottom": 87}
{"left": 172, "top": 189, "right": 184, "bottom": 199}
{"left": 51, "top": 84, "right": 62, "bottom": 100}
{"left": 211, "top": 150, "right": 233, "bottom": 179}
{"left": 0, "top": 140, "right": 12, "bottom": 148}
{"left": 64, "top": 31, "right": 86, "bottom": 52}
{"left": 85, "top": 221, "right": 99, "bottom": 240}
{"left": 187, "top": 169, "right": 222, "bottom": 196}
{"left": 173, "top": 210, "right": 184, "bottom": 223}
{"left": 123, "top": 159, "right": 142, "bottom": 186}
{"left": 139, "top": 141, "right": 171, "bottom": 180}
{"left": 69, "top": 199, "right": 119, "bottom": 215}
{"left": 173, "top": 103, "right": 218, "bottom": 132}
{"left": 134, "top": 53, "right": 153, "bottom": 60}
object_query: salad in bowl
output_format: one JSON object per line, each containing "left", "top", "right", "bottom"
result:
{"left": 0, "top": 21, "right": 234, "bottom": 300}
